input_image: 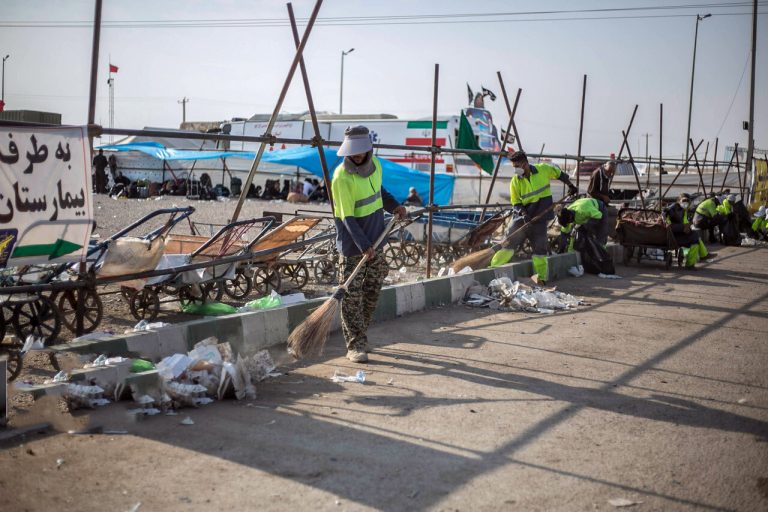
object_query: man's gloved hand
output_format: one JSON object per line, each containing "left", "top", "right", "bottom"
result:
{"left": 568, "top": 183, "right": 579, "bottom": 196}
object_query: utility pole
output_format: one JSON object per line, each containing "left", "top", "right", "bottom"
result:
{"left": 339, "top": 48, "right": 354, "bottom": 114}
{"left": 178, "top": 97, "right": 189, "bottom": 125}
{"left": 685, "top": 13, "right": 711, "bottom": 168}
{"left": 1, "top": 54, "right": 9, "bottom": 105}
{"left": 744, "top": 0, "right": 757, "bottom": 192}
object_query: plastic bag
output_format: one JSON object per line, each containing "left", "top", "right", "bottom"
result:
{"left": 181, "top": 301, "right": 237, "bottom": 316}
{"left": 331, "top": 370, "right": 366, "bottom": 383}
{"left": 130, "top": 359, "right": 155, "bottom": 373}
{"left": 242, "top": 290, "right": 282, "bottom": 311}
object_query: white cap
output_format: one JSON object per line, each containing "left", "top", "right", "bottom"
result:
{"left": 337, "top": 125, "right": 373, "bottom": 157}
{"left": 756, "top": 205, "right": 766, "bottom": 218}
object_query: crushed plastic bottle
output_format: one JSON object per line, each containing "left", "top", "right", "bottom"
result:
{"left": 331, "top": 370, "right": 366, "bottom": 384}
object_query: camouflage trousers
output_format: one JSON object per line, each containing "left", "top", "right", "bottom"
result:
{"left": 338, "top": 251, "right": 389, "bottom": 350}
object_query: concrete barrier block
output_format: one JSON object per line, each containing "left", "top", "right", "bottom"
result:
{"left": 422, "top": 277, "right": 452, "bottom": 308}
{"left": 548, "top": 253, "right": 578, "bottom": 281}
{"left": 450, "top": 273, "right": 478, "bottom": 302}
{"left": 54, "top": 335, "right": 129, "bottom": 356}
{"left": 186, "top": 316, "right": 243, "bottom": 350}
{"left": 125, "top": 331, "right": 161, "bottom": 360}
{"left": 395, "top": 282, "right": 425, "bottom": 316}
{"left": 263, "top": 306, "right": 289, "bottom": 348}
{"left": 240, "top": 310, "right": 267, "bottom": 350}
{"left": 373, "top": 287, "right": 397, "bottom": 322}
{"left": 156, "top": 324, "right": 187, "bottom": 358}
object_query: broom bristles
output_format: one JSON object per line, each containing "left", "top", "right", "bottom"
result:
{"left": 287, "top": 296, "right": 340, "bottom": 359}
{"left": 451, "top": 247, "right": 495, "bottom": 273}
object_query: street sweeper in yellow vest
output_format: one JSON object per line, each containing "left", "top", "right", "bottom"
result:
{"left": 491, "top": 150, "right": 578, "bottom": 284}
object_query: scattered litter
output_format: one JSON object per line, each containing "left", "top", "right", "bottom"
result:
{"left": 331, "top": 370, "right": 366, "bottom": 384}
{"left": 608, "top": 498, "right": 642, "bottom": 507}
{"left": 156, "top": 353, "right": 192, "bottom": 380}
{"left": 279, "top": 292, "right": 306, "bottom": 305}
{"left": 56, "top": 458, "right": 65, "bottom": 469}
{"left": 130, "top": 359, "right": 155, "bottom": 373}
{"left": 598, "top": 273, "right": 623, "bottom": 279}
{"left": 399, "top": 266, "right": 407, "bottom": 273}
{"left": 132, "top": 319, "right": 170, "bottom": 331}
{"left": 127, "top": 502, "right": 142, "bottom": 512}
{"left": 463, "top": 278, "right": 583, "bottom": 314}
{"left": 737, "top": 398, "right": 748, "bottom": 404}
{"left": 51, "top": 371, "right": 69, "bottom": 383}
{"left": 21, "top": 335, "right": 45, "bottom": 353}
{"left": 180, "top": 417, "right": 195, "bottom": 426}
{"left": 165, "top": 410, "right": 178, "bottom": 416}
{"left": 437, "top": 267, "right": 448, "bottom": 277}
{"left": 387, "top": 378, "right": 394, "bottom": 385}
{"left": 65, "top": 384, "right": 110, "bottom": 409}
{"left": 239, "top": 350, "right": 276, "bottom": 383}
{"left": 267, "top": 371, "right": 283, "bottom": 378}
{"left": 567, "top": 265, "right": 585, "bottom": 277}
{"left": 458, "top": 266, "right": 473, "bottom": 274}
{"left": 240, "top": 290, "right": 282, "bottom": 311}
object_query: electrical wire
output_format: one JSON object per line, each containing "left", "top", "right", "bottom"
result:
{"left": 1, "top": 1, "right": 765, "bottom": 28}
{"left": 715, "top": 50, "right": 752, "bottom": 138}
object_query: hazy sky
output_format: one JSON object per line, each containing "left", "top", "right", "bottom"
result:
{"left": 1, "top": 0, "right": 765, "bottom": 160}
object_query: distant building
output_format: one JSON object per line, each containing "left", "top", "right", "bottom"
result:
{"left": 0, "top": 109, "right": 62, "bottom": 125}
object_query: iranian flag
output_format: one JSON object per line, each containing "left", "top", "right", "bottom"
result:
{"left": 405, "top": 120, "right": 447, "bottom": 146}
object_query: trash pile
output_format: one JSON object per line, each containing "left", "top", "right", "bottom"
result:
{"left": 35, "top": 336, "right": 278, "bottom": 414}
{"left": 462, "top": 277, "right": 584, "bottom": 314}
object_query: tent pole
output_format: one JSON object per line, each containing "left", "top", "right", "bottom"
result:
{"left": 230, "top": 0, "right": 324, "bottom": 222}
{"left": 426, "top": 63, "right": 439, "bottom": 278}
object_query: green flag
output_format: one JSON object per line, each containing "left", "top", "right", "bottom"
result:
{"left": 457, "top": 111, "right": 494, "bottom": 174}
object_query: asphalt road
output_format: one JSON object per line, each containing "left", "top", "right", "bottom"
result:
{"left": 1, "top": 245, "right": 767, "bottom": 511}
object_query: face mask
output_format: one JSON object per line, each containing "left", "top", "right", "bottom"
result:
{"left": 513, "top": 167, "right": 525, "bottom": 177}
{"left": 680, "top": 202, "right": 690, "bottom": 209}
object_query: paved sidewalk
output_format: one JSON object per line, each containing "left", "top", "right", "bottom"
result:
{"left": 1, "top": 246, "right": 767, "bottom": 511}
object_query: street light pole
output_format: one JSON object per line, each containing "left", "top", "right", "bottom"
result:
{"left": 339, "top": 48, "right": 354, "bottom": 114}
{"left": 1, "top": 54, "right": 9, "bottom": 104}
{"left": 684, "top": 13, "right": 711, "bottom": 166}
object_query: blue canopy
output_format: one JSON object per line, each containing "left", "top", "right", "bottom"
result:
{"left": 98, "top": 142, "right": 455, "bottom": 205}
{"left": 97, "top": 141, "right": 253, "bottom": 161}
{"left": 259, "top": 146, "right": 455, "bottom": 206}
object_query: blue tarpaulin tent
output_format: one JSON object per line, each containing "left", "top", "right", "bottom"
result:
{"left": 98, "top": 142, "right": 455, "bottom": 205}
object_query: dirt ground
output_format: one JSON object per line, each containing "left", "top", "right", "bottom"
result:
{"left": 1, "top": 245, "right": 767, "bottom": 511}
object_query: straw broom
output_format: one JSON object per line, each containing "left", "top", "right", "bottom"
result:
{"left": 288, "top": 217, "right": 399, "bottom": 358}
{"left": 451, "top": 195, "right": 574, "bottom": 272}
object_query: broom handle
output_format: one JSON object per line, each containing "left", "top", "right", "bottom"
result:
{"left": 338, "top": 217, "right": 399, "bottom": 291}
{"left": 494, "top": 194, "right": 574, "bottom": 250}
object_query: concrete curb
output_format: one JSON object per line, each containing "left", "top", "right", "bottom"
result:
{"left": 26, "top": 251, "right": 583, "bottom": 399}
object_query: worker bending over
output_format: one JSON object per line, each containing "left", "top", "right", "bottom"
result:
{"left": 555, "top": 197, "right": 607, "bottom": 253}
{"left": 666, "top": 193, "right": 715, "bottom": 268}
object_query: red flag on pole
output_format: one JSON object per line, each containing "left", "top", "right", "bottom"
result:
{"left": 109, "top": 63, "right": 119, "bottom": 73}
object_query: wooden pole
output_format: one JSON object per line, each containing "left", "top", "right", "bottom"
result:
{"left": 575, "top": 74, "right": 587, "bottom": 191}
{"left": 287, "top": 3, "right": 334, "bottom": 211}
{"left": 426, "top": 64, "right": 439, "bottom": 278}
{"left": 231, "top": 0, "right": 324, "bottom": 223}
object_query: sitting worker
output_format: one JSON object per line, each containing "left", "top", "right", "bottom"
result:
{"left": 665, "top": 193, "right": 715, "bottom": 268}
{"left": 587, "top": 157, "right": 616, "bottom": 205}
{"left": 403, "top": 187, "right": 423, "bottom": 206}
{"left": 751, "top": 205, "right": 767, "bottom": 241}
{"left": 302, "top": 177, "right": 316, "bottom": 197}
{"left": 490, "top": 150, "right": 578, "bottom": 284}
{"left": 555, "top": 197, "right": 607, "bottom": 253}
{"left": 332, "top": 126, "right": 407, "bottom": 363}
{"left": 693, "top": 194, "right": 725, "bottom": 243}
{"left": 717, "top": 193, "right": 742, "bottom": 245}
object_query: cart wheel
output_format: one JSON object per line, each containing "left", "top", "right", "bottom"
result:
{"left": 430, "top": 246, "right": 451, "bottom": 266}
{"left": 57, "top": 289, "right": 103, "bottom": 334}
{"left": 224, "top": 270, "right": 252, "bottom": 300}
{"left": 677, "top": 249, "right": 685, "bottom": 268}
{"left": 129, "top": 288, "right": 160, "bottom": 321}
{"left": 252, "top": 267, "right": 281, "bottom": 296}
{"left": 160, "top": 283, "right": 182, "bottom": 296}
{"left": 1, "top": 335, "right": 23, "bottom": 382}
{"left": 0, "top": 306, "right": 6, "bottom": 340}
{"left": 622, "top": 246, "right": 634, "bottom": 265}
{"left": 665, "top": 252, "right": 673, "bottom": 270}
{"left": 384, "top": 244, "right": 406, "bottom": 270}
{"left": 290, "top": 263, "right": 310, "bottom": 289}
{"left": 178, "top": 285, "right": 201, "bottom": 307}
{"left": 12, "top": 296, "right": 61, "bottom": 347}
{"left": 313, "top": 259, "right": 337, "bottom": 285}
{"left": 202, "top": 282, "right": 224, "bottom": 302}
{"left": 401, "top": 243, "right": 421, "bottom": 266}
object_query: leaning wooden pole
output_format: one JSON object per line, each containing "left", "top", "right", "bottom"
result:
{"left": 710, "top": 137, "right": 719, "bottom": 195}
{"left": 287, "top": 3, "right": 334, "bottom": 211}
{"left": 719, "top": 144, "right": 738, "bottom": 194}
{"left": 425, "top": 64, "right": 439, "bottom": 278}
{"left": 480, "top": 79, "right": 521, "bottom": 220}
{"left": 689, "top": 138, "right": 708, "bottom": 194}
{"left": 499, "top": 71, "right": 524, "bottom": 153}
{"left": 575, "top": 74, "right": 587, "bottom": 191}
{"left": 621, "top": 130, "right": 647, "bottom": 210}
{"left": 662, "top": 139, "right": 704, "bottom": 199}
{"left": 610, "top": 105, "right": 639, "bottom": 189}
{"left": 231, "top": 0, "right": 324, "bottom": 223}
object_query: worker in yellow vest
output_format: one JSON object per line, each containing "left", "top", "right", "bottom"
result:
{"left": 493, "top": 150, "right": 578, "bottom": 284}
{"left": 332, "top": 126, "right": 406, "bottom": 363}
